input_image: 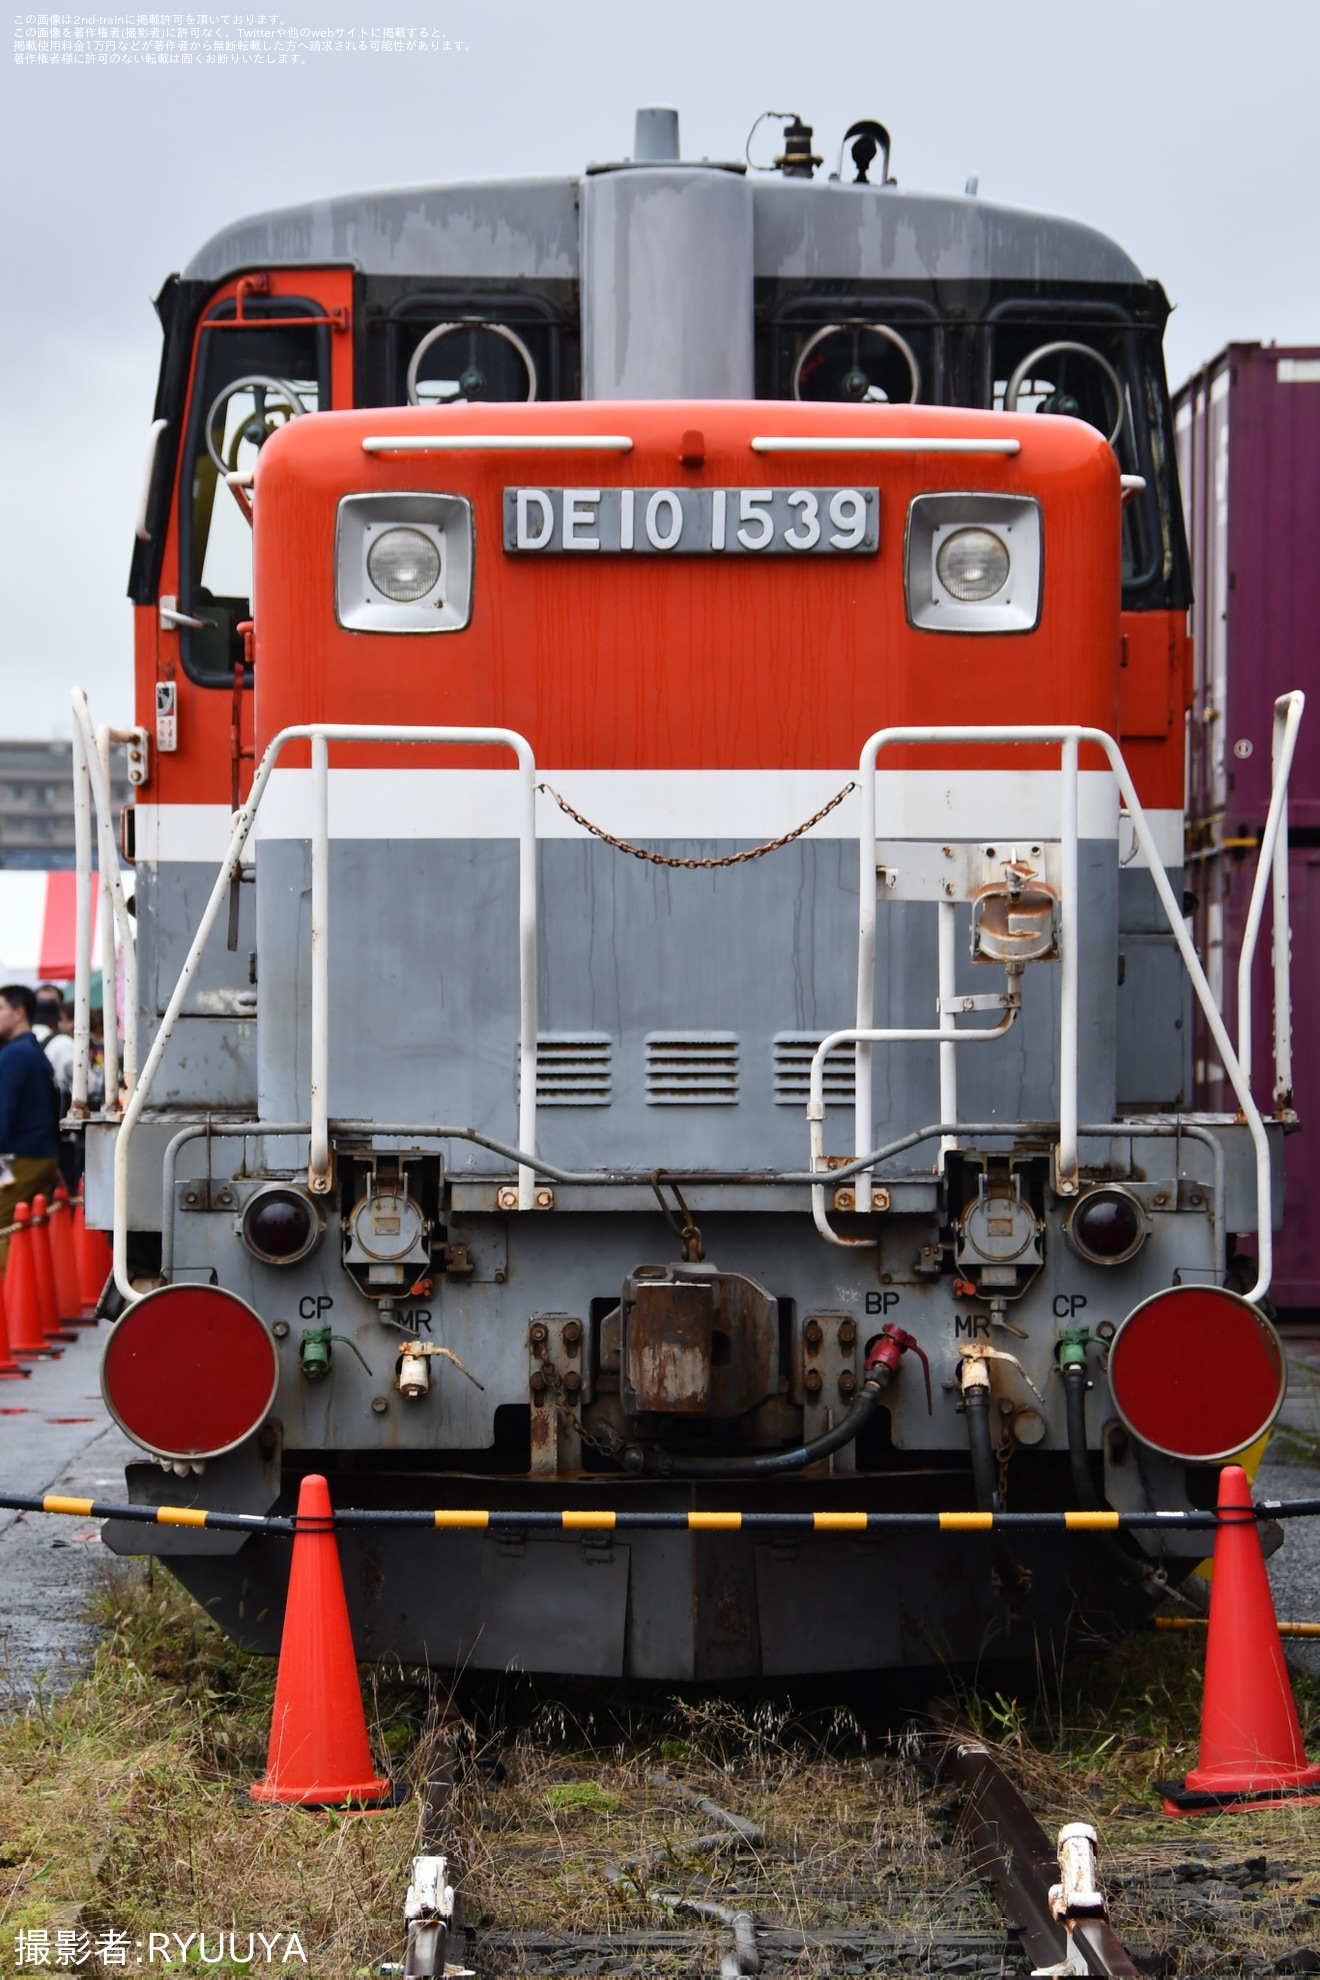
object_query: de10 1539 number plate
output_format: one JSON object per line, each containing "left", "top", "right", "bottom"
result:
{"left": 503, "top": 486, "right": 878, "bottom": 556}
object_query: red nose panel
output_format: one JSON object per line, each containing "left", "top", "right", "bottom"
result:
{"left": 1108, "top": 1285, "right": 1286, "bottom": 1463}
{"left": 101, "top": 1285, "right": 279, "bottom": 1461}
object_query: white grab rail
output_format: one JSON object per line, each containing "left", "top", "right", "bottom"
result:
{"left": 847, "top": 722, "right": 1299, "bottom": 1304}
{"left": 112, "top": 723, "right": 537, "bottom": 1303}
{"left": 70, "top": 689, "right": 138, "bottom": 1116}
{"left": 1237, "top": 691, "right": 1304, "bottom": 1109}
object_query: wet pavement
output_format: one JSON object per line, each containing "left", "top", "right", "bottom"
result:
{"left": 0, "top": 1325, "right": 137, "bottom": 1705}
{"left": 1258, "top": 1331, "right": 1320, "bottom": 1676}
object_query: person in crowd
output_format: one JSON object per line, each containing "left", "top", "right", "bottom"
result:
{"left": 44, "top": 999, "right": 75, "bottom": 1096}
{"left": 0, "top": 984, "right": 61, "bottom": 1266}
{"left": 32, "top": 983, "right": 64, "bottom": 1043}
{"left": 44, "top": 1000, "right": 81, "bottom": 1190}
{"left": 87, "top": 1005, "right": 106, "bottom": 1113}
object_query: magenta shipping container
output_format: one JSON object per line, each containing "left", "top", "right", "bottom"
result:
{"left": 1176, "top": 345, "right": 1320, "bottom": 1312}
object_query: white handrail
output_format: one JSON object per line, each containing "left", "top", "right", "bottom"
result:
{"left": 95, "top": 726, "right": 120, "bottom": 1108}
{"left": 309, "top": 733, "right": 330, "bottom": 1187}
{"left": 69, "top": 690, "right": 138, "bottom": 1114}
{"left": 850, "top": 723, "right": 1289, "bottom": 1304}
{"left": 1237, "top": 691, "right": 1304, "bottom": 1105}
{"left": 70, "top": 721, "right": 93, "bottom": 1119}
{"left": 1058, "top": 734, "right": 1080, "bottom": 1186}
{"left": 112, "top": 723, "right": 538, "bottom": 1302}
{"left": 808, "top": 1011, "right": 1018, "bottom": 1246}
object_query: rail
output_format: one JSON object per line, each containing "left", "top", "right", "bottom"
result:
{"left": 6, "top": 1493, "right": 1319, "bottom": 1535}
{"left": 69, "top": 689, "right": 139, "bottom": 1118}
{"left": 112, "top": 724, "right": 537, "bottom": 1302}
{"left": 1237, "top": 691, "right": 1304, "bottom": 1110}
{"left": 839, "top": 723, "right": 1298, "bottom": 1301}
{"left": 154, "top": 1116, "right": 1232, "bottom": 1284}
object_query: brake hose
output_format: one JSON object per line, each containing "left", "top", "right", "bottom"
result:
{"left": 624, "top": 1373, "right": 886, "bottom": 1478}
{"left": 1063, "top": 1361, "right": 1101, "bottom": 1510}
{"left": 622, "top": 1323, "right": 932, "bottom": 1480}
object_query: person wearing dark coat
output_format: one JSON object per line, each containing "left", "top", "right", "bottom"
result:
{"left": 0, "top": 984, "right": 61, "bottom": 1268}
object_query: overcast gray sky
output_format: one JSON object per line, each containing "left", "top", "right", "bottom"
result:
{"left": 2, "top": 0, "right": 1317, "bottom": 737}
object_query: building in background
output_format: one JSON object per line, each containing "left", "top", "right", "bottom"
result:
{"left": 0, "top": 740, "right": 133, "bottom": 870}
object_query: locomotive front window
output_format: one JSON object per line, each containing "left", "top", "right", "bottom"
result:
{"left": 762, "top": 302, "right": 939, "bottom": 405}
{"left": 370, "top": 294, "right": 566, "bottom": 406}
{"left": 178, "top": 295, "right": 330, "bottom": 683}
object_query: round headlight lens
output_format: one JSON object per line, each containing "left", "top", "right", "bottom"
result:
{"left": 1068, "top": 1188, "right": 1145, "bottom": 1265}
{"left": 242, "top": 1187, "right": 320, "bottom": 1265}
{"left": 367, "top": 527, "right": 442, "bottom": 602}
{"left": 936, "top": 527, "right": 1010, "bottom": 602}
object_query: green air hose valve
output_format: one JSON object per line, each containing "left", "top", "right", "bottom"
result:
{"left": 299, "top": 1327, "right": 374, "bottom": 1380}
{"left": 1056, "top": 1326, "right": 1092, "bottom": 1369}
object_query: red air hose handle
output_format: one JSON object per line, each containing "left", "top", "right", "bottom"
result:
{"left": 865, "top": 1323, "right": 933, "bottom": 1414}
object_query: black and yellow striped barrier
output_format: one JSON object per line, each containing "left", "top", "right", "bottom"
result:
{"left": 4, "top": 1492, "right": 1319, "bottom": 1536}
{"left": 1154, "top": 1616, "right": 1320, "bottom": 1638}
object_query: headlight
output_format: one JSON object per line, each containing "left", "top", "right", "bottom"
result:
{"left": 905, "top": 493, "right": 1042, "bottom": 633}
{"left": 1066, "top": 1186, "right": 1146, "bottom": 1266}
{"left": 241, "top": 1184, "right": 322, "bottom": 1266}
{"left": 935, "top": 527, "right": 1010, "bottom": 601}
{"left": 335, "top": 492, "right": 474, "bottom": 634}
{"left": 367, "top": 526, "right": 442, "bottom": 602}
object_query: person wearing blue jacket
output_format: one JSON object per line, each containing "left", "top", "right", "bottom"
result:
{"left": 0, "top": 984, "right": 60, "bottom": 1268}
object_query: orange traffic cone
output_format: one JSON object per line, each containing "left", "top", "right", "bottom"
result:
{"left": 1160, "top": 1464, "right": 1320, "bottom": 1814}
{"left": 73, "top": 1186, "right": 112, "bottom": 1316}
{"left": 250, "top": 1474, "right": 398, "bottom": 1809}
{"left": 0, "top": 1258, "right": 29, "bottom": 1380}
{"left": 6, "top": 1205, "right": 55, "bottom": 1361}
{"left": 30, "top": 1197, "right": 76, "bottom": 1345}
{"left": 48, "top": 1184, "right": 90, "bottom": 1326}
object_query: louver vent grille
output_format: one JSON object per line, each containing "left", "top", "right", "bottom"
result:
{"left": 645, "top": 1032, "right": 740, "bottom": 1106}
{"left": 534, "top": 1034, "right": 612, "bottom": 1106}
{"left": 773, "top": 1032, "right": 857, "bottom": 1107}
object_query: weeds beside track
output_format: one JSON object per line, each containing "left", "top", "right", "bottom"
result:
{"left": 0, "top": 1560, "right": 1316, "bottom": 1975}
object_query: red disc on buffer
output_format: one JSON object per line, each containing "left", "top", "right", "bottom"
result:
{"left": 101, "top": 1284, "right": 279, "bottom": 1461}
{"left": 1108, "top": 1285, "right": 1286, "bottom": 1463}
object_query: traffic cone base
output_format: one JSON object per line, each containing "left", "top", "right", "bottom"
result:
{"left": 1159, "top": 1464, "right": 1320, "bottom": 1817}
{"left": 0, "top": 1256, "right": 26, "bottom": 1379}
{"left": 1160, "top": 1783, "right": 1320, "bottom": 1818}
{"left": 249, "top": 1474, "right": 401, "bottom": 1811}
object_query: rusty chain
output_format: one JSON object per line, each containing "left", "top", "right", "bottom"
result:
{"left": 536, "top": 780, "right": 859, "bottom": 870}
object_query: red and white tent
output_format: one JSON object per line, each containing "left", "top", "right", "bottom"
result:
{"left": 0, "top": 871, "right": 102, "bottom": 984}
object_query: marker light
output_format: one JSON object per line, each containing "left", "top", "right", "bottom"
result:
{"left": 936, "top": 527, "right": 1010, "bottom": 601}
{"left": 367, "top": 526, "right": 442, "bottom": 602}
{"left": 241, "top": 1184, "right": 322, "bottom": 1266}
{"left": 1066, "top": 1186, "right": 1146, "bottom": 1265}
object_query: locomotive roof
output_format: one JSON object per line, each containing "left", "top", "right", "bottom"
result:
{"left": 182, "top": 170, "right": 1145, "bottom": 288}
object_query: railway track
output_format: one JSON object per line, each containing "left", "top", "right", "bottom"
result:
{"left": 378, "top": 1697, "right": 1320, "bottom": 1980}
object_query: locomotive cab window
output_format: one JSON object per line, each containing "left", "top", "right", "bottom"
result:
{"left": 373, "top": 294, "right": 566, "bottom": 406}
{"left": 762, "top": 301, "right": 939, "bottom": 405}
{"left": 178, "top": 293, "right": 332, "bottom": 683}
{"left": 985, "top": 311, "right": 1161, "bottom": 590}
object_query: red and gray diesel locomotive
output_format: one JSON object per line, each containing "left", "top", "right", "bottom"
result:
{"left": 80, "top": 110, "right": 1298, "bottom": 1679}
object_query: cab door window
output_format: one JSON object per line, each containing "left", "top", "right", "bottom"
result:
{"left": 178, "top": 294, "right": 330, "bottom": 683}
